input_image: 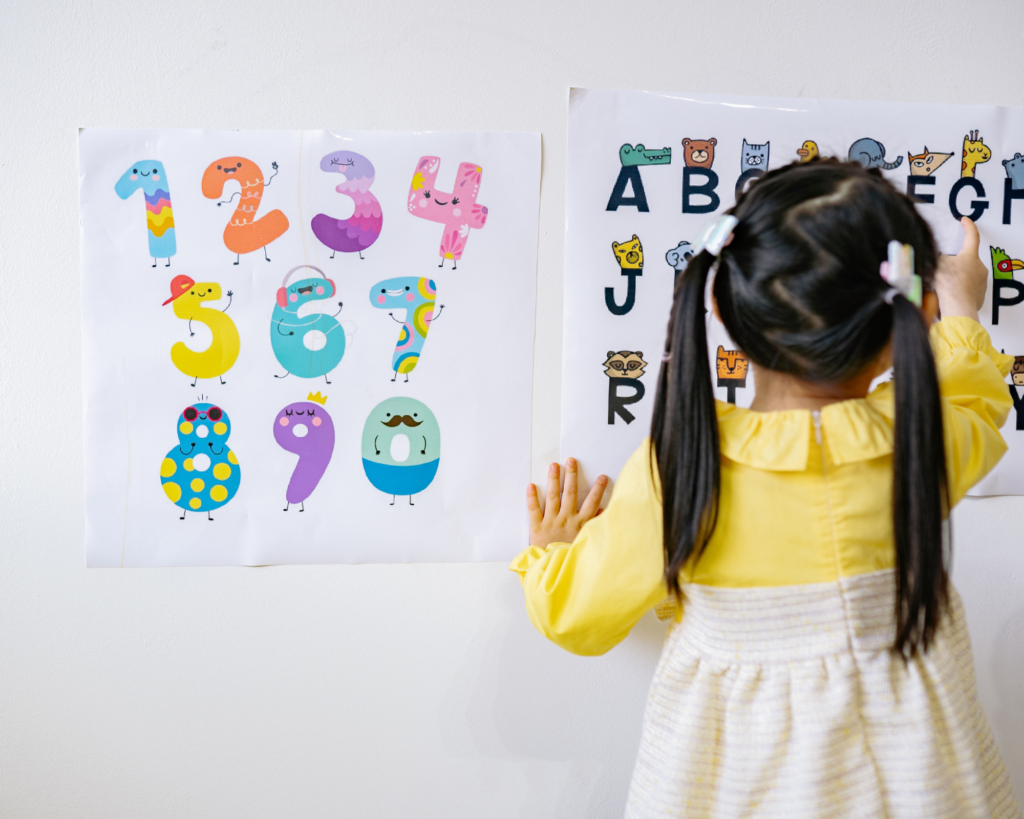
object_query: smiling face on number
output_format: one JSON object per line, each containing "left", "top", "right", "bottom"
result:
{"left": 177, "top": 402, "right": 231, "bottom": 452}
{"left": 360, "top": 397, "right": 440, "bottom": 467}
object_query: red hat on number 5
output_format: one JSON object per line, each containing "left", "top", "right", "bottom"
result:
{"left": 162, "top": 275, "right": 196, "bottom": 306}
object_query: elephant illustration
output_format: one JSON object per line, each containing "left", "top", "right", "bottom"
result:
{"left": 848, "top": 138, "right": 903, "bottom": 171}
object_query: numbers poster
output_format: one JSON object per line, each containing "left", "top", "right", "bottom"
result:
{"left": 563, "top": 88, "right": 1024, "bottom": 495}
{"left": 79, "top": 129, "right": 540, "bottom": 566}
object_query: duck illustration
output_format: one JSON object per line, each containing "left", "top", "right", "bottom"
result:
{"left": 160, "top": 401, "right": 241, "bottom": 520}
{"left": 796, "top": 141, "right": 819, "bottom": 162}
{"left": 163, "top": 274, "right": 240, "bottom": 386}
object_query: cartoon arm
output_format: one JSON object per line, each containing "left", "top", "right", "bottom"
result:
{"left": 264, "top": 162, "right": 280, "bottom": 187}
{"left": 276, "top": 319, "right": 294, "bottom": 336}
{"left": 217, "top": 191, "right": 240, "bottom": 207}
{"left": 188, "top": 318, "right": 195, "bottom": 337}
{"left": 424, "top": 304, "right": 445, "bottom": 322}
{"left": 388, "top": 312, "right": 405, "bottom": 324}
{"left": 332, "top": 301, "right": 344, "bottom": 318}
{"left": 421, "top": 436, "right": 427, "bottom": 455}
{"left": 373, "top": 435, "right": 380, "bottom": 455}
{"left": 222, "top": 291, "right": 233, "bottom": 313}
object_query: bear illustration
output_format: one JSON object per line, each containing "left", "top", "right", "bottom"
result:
{"left": 682, "top": 138, "right": 717, "bottom": 169}
{"left": 1004, "top": 153, "right": 1024, "bottom": 190}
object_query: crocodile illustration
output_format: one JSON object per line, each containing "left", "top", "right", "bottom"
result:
{"left": 619, "top": 144, "right": 672, "bottom": 167}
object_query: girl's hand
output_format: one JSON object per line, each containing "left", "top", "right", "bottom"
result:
{"left": 935, "top": 217, "right": 987, "bottom": 322}
{"left": 526, "top": 459, "right": 608, "bottom": 549}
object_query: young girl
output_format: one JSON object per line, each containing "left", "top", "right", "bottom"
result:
{"left": 512, "top": 161, "right": 1021, "bottom": 817}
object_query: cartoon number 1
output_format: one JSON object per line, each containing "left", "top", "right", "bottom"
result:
{"left": 408, "top": 157, "right": 488, "bottom": 269}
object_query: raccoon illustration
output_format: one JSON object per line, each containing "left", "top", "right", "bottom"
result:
{"left": 603, "top": 350, "right": 647, "bottom": 379}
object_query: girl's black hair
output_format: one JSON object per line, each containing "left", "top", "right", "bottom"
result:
{"left": 652, "top": 159, "right": 948, "bottom": 658}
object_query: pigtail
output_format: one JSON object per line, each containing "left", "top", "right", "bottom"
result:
{"left": 890, "top": 295, "right": 949, "bottom": 657}
{"left": 651, "top": 250, "right": 721, "bottom": 600}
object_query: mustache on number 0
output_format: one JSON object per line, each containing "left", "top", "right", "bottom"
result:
{"left": 382, "top": 415, "right": 423, "bottom": 428}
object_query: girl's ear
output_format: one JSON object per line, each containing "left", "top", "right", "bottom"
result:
{"left": 922, "top": 291, "right": 939, "bottom": 324}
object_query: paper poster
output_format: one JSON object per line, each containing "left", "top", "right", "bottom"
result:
{"left": 563, "top": 88, "right": 1024, "bottom": 495}
{"left": 80, "top": 128, "right": 540, "bottom": 566}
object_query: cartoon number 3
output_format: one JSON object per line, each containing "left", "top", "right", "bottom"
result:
{"left": 408, "top": 157, "right": 488, "bottom": 269}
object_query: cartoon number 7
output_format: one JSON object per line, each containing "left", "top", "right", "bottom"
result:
{"left": 408, "top": 157, "right": 488, "bottom": 269}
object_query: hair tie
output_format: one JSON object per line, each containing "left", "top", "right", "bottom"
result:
{"left": 879, "top": 241, "right": 922, "bottom": 307}
{"left": 661, "top": 351, "right": 672, "bottom": 362}
{"left": 693, "top": 214, "right": 739, "bottom": 258}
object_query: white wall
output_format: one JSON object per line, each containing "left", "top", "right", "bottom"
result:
{"left": 1, "top": 0, "right": 1022, "bottom": 815}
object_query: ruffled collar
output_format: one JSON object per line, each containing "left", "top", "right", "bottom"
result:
{"left": 716, "top": 382, "right": 896, "bottom": 471}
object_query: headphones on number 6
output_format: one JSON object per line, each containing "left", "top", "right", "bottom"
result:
{"left": 275, "top": 265, "right": 337, "bottom": 309}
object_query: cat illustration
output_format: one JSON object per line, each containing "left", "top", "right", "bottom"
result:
{"left": 741, "top": 139, "right": 769, "bottom": 173}
{"left": 682, "top": 138, "right": 717, "bottom": 169}
{"left": 1013, "top": 356, "right": 1024, "bottom": 387}
{"left": 604, "top": 350, "right": 647, "bottom": 379}
{"left": 908, "top": 147, "right": 953, "bottom": 177}
{"left": 611, "top": 235, "right": 643, "bottom": 271}
{"left": 1004, "top": 152, "right": 1024, "bottom": 190}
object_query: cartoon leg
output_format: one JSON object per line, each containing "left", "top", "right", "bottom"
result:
{"left": 359, "top": 251, "right": 364, "bottom": 260}
{"left": 166, "top": 258, "right": 171, "bottom": 268}
{"left": 219, "top": 376, "right": 226, "bottom": 385}
{"left": 264, "top": 246, "right": 271, "bottom": 262}
{"left": 208, "top": 512, "right": 214, "bottom": 521}
{"left": 284, "top": 502, "right": 289, "bottom": 511}
{"left": 330, "top": 250, "right": 336, "bottom": 259}
{"left": 180, "top": 510, "right": 186, "bottom": 520}
{"left": 324, "top": 374, "right": 331, "bottom": 385}
{"left": 274, "top": 372, "right": 290, "bottom": 379}
{"left": 409, "top": 495, "right": 415, "bottom": 506}
{"left": 300, "top": 501, "right": 305, "bottom": 512}
{"left": 438, "top": 258, "right": 445, "bottom": 268}
{"left": 234, "top": 254, "right": 240, "bottom": 266}
{"left": 391, "top": 370, "right": 398, "bottom": 382}
{"left": 452, "top": 259, "right": 457, "bottom": 271}
{"left": 152, "top": 257, "right": 157, "bottom": 269}
{"left": 390, "top": 495, "right": 396, "bottom": 506}
{"left": 404, "top": 373, "right": 409, "bottom": 383}
{"left": 191, "top": 375, "right": 198, "bottom": 387}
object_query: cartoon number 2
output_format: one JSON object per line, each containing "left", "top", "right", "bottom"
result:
{"left": 408, "top": 157, "right": 488, "bottom": 269}
{"left": 201, "top": 157, "right": 290, "bottom": 265}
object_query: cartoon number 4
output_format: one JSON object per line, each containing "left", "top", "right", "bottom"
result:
{"left": 408, "top": 157, "right": 488, "bottom": 269}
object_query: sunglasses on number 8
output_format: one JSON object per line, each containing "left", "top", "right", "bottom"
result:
{"left": 183, "top": 406, "right": 223, "bottom": 422}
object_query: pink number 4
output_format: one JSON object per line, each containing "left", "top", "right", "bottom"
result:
{"left": 408, "top": 157, "right": 488, "bottom": 269}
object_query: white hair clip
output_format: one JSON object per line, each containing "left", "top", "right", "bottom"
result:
{"left": 693, "top": 214, "right": 739, "bottom": 257}
{"left": 879, "top": 240, "right": 922, "bottom": 307}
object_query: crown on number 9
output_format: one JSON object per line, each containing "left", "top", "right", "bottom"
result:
{"left": 307, "top": 391, "right": 328, "bottom": 406}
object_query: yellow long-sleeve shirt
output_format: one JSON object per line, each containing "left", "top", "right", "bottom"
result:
{"left": 511, "top": 317, "right": 1013, "bottom": 656}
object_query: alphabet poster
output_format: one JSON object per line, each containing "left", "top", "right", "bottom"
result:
{"left": 563, "top": 88, "right": 1024, "bottom": 495}
{"left": 80, "top": 128, "right": 540, "bottom": 566}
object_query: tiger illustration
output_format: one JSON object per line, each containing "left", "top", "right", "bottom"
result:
{"left": 604, "top": 350, "right": 647, "bottom": 379}
{"left": 612, "top": 235, "right": 644, "bottom": 271}
{"left": 716, "top": 346, "right": 749, "bottom": 385}
{"left": 1013, "top": 356, "right": 1024, "bottom": 387}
